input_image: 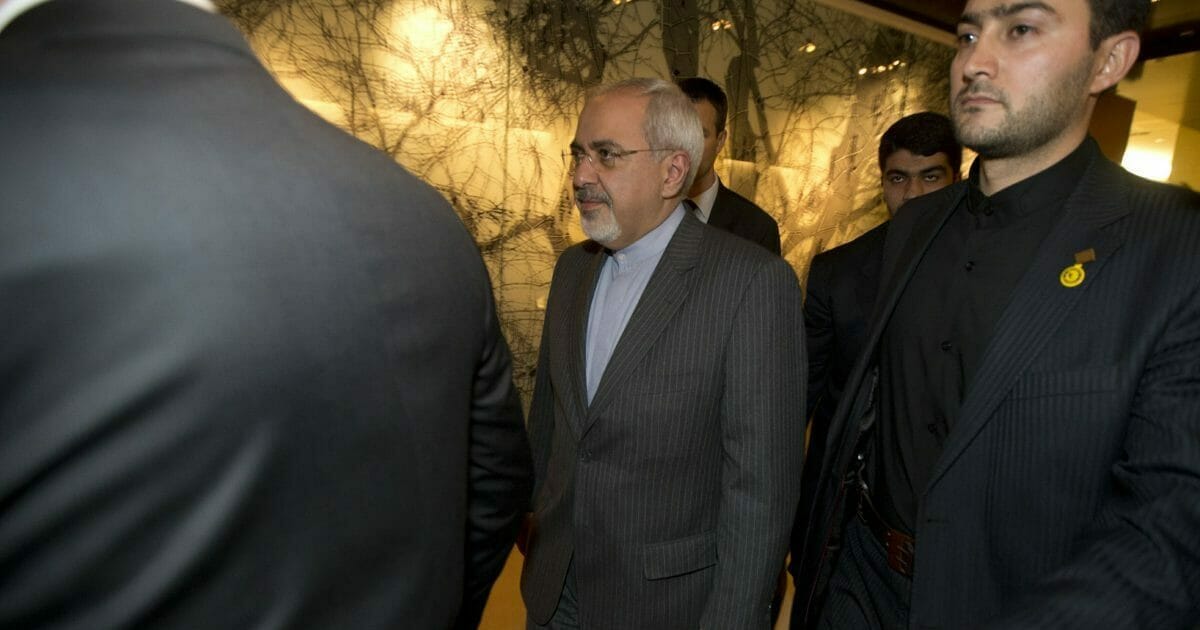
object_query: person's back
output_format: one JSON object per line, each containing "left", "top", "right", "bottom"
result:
{"left": 0, "top": 2, "right": 531, "bottom": 628}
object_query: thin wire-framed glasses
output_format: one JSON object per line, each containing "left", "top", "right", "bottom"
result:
{"left": 564, "top": 146, "right": 672, "bottom": 172}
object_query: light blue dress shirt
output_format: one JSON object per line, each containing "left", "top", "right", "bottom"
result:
{"left": 585, "top": 204, "right": 686, "bottom": 403}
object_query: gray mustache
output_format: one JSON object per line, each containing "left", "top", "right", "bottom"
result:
{"left": 575, "top": 189, "right": 611, "bottom": 205}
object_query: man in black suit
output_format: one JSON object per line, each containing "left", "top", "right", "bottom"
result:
{"left": 789, "top": 112, "right": 960, "bottom": 628}
{"left": 793, "top": 0, "right": 1200, "bottom": 628}
{"left": 0, "top": 2, "right": 532, "bottom": 628}
{"left": 520, "top": 78, "right": 804, "bottom": 629}
{"left": 676, "top": 77, "right": 782, "bottom": 254}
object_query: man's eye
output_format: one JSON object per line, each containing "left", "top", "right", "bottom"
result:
{"left": 889, "top": 176, "right": 906, "bottom": 184}
{"left": 924, "top": 174, "right": 944, "bottom": 182}
{"left": 597, "top": 148, "right": 619, "bottom": 163}
{"left": 956, "top": 31, "right": 977, "bottom": 46}
{"left": 1011, "top": 24, "right": 1034, "bottom": 37}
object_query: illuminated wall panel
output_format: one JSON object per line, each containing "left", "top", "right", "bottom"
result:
{"left": 220, "top": 0, "right": 954, "bottom": 401}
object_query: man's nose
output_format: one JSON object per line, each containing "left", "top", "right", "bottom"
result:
{"left": 904, "top": 180, "right": 925, "bottom": 201}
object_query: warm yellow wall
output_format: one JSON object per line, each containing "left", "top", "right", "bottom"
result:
{"left": 221, "top": 0, "right": 954, "bottom": 400}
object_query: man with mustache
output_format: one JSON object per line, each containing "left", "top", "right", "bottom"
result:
{"left": 520, "top": 78, "right": 806, "bottom": 629}
{"left": 792, "top": 0, "right": 1200, "bottom": 628}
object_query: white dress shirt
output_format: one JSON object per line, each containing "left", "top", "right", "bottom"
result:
{"left": 689, "top": 176, "right": 721, "bottom": 224}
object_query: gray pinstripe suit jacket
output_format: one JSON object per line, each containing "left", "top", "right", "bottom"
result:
{"left": 794, "top": 140, "right": 1200, "bottom": 629}
{"left": 520, "top": 212, "right": 806, "bottom": 629}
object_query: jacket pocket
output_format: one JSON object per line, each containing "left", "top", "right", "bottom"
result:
{"left": 642, "top": 530, "right": 717, "bottom": 580}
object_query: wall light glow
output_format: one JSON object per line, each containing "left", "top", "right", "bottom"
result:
{"left": 399, "top": 6, "right": 453, "bottom": 53}
{"left": 1122, "top": 147, "right": 1173, "bottom": 182}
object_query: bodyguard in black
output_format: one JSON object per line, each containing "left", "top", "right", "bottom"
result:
{"left": 676, "top": 77, "right": 782, "bottom": 254}
{"left": 873, "top": 140, "right": 1090, "bottom": 535}
{"left": 794, "top": 0, "right": 1200, "bottom": 628}
{"left": 789, "top": 113, "right": 961, "bottom": 630}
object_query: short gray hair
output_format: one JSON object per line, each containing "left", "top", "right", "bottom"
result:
{"left": 589, "top": 78, "right": 704, "bottom": 192}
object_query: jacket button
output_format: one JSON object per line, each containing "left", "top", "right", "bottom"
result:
{"left": 580, "top": 450, "right": 591, "bottom": 462}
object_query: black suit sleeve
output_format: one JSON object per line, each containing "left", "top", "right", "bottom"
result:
{"left": 788, "top": 253, "right": 834, "bottom": 590}
{"left": 803, "top": 254, "right": 834, "bottom": 421}
{"left": 760, "top": 224, "right": 782, "bottom": 257}
{"left": 454, "top": 285, "right": 534, "bottom": 629}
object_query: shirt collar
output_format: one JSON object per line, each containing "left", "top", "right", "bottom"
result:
{"left": 689, "top": 176, "right": 721, "bottom": 223}
{"left": 609, "top": 204, "right": 686, "bottom": 270}
{"left": 966, "top": 137, "right": 1097, "bottom": 223}
{"left": 0, "top": 0, "right": 217, "bottom": 34}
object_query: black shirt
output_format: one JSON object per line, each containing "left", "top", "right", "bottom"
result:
{"left": 873, "top": 139, "right": 1096, "bottom": 533}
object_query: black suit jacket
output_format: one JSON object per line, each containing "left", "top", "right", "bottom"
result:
{"left": 788, "top": 222, "right": 886, "bottom": 622}
{"left": 794, "top": 140, "right": 1200, "bottom": 629}
{"left": 521, "top": 213, "right": 806, "bottom": 629}
{"left": 709, "top": 183, "right": 782, "bottom": 255}
{"left": 0, "top": 2, "right": 532, "bottom": 628}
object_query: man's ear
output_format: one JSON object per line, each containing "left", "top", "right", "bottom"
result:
{"left": 662, "top": 151, "right": 691, "bottom": 199}
{"left": 716, "top": 128, "right": 728, "bottom": 151}
{"left": 1091, "top": 31, "right": 1140, "bottom": 94}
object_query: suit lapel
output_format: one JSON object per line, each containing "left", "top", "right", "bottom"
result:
{"left": 582, "top": 214, "right": 703, "bottom": 434}
{"left": 874, "top": 187, "right": 965, "bottom": 332}
{"left": 926, "top": 154, "right": 1130, "bottom": 489}
{"left": 560, "top": 246, "right": 606, "bottom": 436}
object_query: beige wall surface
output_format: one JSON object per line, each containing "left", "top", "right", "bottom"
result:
{"left": 220, "top": 0, "right": 954, "bottom": 401}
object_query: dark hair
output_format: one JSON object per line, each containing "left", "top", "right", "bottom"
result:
{"left": 1087, "top": 0, "right": 1151, "bottom": 49}
{"left": 675, "top": 77, "right": 728, "bottom": 134}
{"left": 878, "top": 112, "right": 962, "bottom": 175}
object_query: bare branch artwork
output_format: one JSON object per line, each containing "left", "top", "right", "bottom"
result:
{"left": 219, "top": 0, "right": 952, "bottom": 404}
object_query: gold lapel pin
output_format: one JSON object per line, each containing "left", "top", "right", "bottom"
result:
{"left": 1060, "top": 248, "right": 1096, "bottom": 288}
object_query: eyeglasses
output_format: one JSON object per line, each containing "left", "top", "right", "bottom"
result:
{"left": 564, "top": 146, "right": 672, "bottom": 172}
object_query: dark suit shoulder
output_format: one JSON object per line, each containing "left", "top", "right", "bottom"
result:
{"left": 1117, "top": 164, "right": 1200, "bottom": 217}
{"left": 1074, "top": 157, "right": 1200, "bottom": 262}
{"left": 711, "top": 184, "right": 782, "bottom": 254}
{"left": 716, "top": 185, "right": 777, "bottom": 226}
{"left": 812, "top": 222, "right": 888, "bottom": 270}
{"left": 697, "top": 221, "right": 796, "bottom": 286}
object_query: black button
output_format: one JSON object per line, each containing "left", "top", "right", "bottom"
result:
{"left": 964, "top": 260, "right": 975, "bottom": 271}
{"left": 926, "top": 422, "right": 939, "bottom": 435}
{"left": 940, "top": 340, "right": 953, "bottom": 352}
{"left": 580, "top": 450, "right": 592, "bottom": 462}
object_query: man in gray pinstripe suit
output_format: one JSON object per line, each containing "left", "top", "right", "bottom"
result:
{"left": 520, "top": 78, "right": 806, "bottom": 629}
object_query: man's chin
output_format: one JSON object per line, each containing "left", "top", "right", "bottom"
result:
{"left": 581, "top": 220, "right": 620, "bottom": 245}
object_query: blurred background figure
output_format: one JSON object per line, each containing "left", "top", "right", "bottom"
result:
{"left": 0, "top": 1, "right": 531, "bottom": 628}
{"left": 677, "top": 76, "right": 782, "bottom": 254}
